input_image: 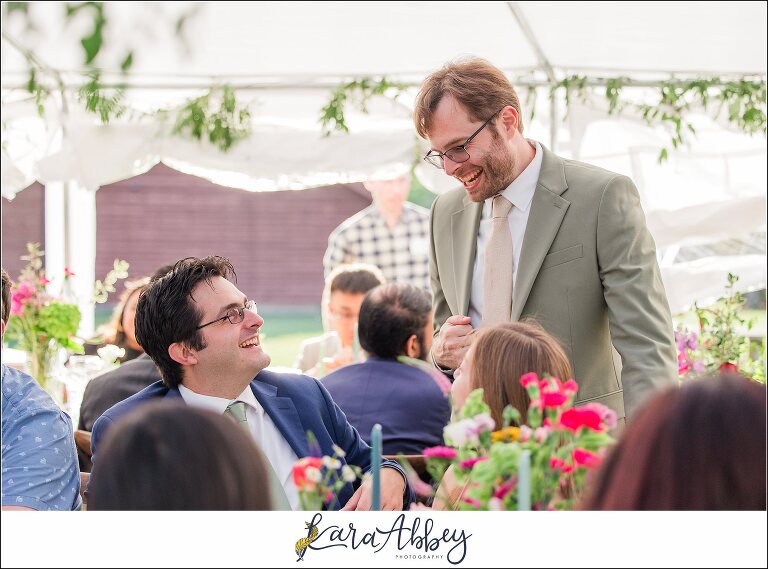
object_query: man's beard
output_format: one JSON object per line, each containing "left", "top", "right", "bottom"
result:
{"left": 465, "top": 136, "right": 516, "bottom": 203}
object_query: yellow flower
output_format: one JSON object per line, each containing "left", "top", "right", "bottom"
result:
{"left": 491, "top": 426, "right": 521, "bottom": 443}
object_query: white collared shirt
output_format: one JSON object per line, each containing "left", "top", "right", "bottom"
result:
{"left": 178, "top": 383, "right": 300, "bottom": 510}
{"left": 468, "top": 140, "right": 543, "bottom": 326}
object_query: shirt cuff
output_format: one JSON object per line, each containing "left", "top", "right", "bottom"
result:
{"left": 430, "top": 350, "right": 455, "bottom": 379}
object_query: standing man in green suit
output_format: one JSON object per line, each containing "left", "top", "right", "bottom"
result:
{"left": 415, "top": 57, "right": 677, "bottom": 419}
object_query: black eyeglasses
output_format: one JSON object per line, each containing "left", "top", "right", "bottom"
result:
{"left": 423, "top": 109, "right": 503, "bottom": 169}
{"left": 196, "top": 300, "right": 257, "bottom": 330}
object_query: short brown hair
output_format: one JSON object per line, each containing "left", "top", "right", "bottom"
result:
{"left": 1, "top": 268, "right": 11, "bottom": 323}
{"left": 468, "top": 320, "right": 573, "bottom": 426}
{"left": 414, "top": 57, "right": 525, "bottom": 139}
{"left": 582, "top": 374, "right": 766, "bottom": 510}
{"left": 328, "top": 263, "right": 385, "bottom": 295}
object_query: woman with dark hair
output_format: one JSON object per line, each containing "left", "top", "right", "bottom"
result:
{"left": 433, "top": 320, "right": 573, "bottom": 509}
{"left": 88, "top": 278, "right": 150, "bottom": 363}
{"left": 583, "top": 373, "right": 766, "bottom": 510}
{"left": 88, "top": 401, "right": 273, "bottom": 510}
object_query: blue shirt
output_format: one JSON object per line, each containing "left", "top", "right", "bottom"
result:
{"left": 2, "top": 365, "right": 82, "bottom": 511}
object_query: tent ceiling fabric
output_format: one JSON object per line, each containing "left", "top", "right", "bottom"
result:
{"left": 1, "top": 1, "right": 766, "bottom": 315}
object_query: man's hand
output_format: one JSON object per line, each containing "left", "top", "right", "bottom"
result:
{"left": 432, "top": 315, "right": 475, "bottom": 370}
{"left": 341, "top": 467, "right": 406, "bottom": 511}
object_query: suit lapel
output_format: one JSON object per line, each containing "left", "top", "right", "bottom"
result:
{"left": 451, "top": 198, "right": 483, "bottom": 315}
{"left": 250, "top": 381, "right": 310, "bottom": 458}
{"left": 513, "top": 146, "right": 570, "bottom": 321}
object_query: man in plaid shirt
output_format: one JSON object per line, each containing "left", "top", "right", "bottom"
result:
{"left": 323, "top": 175, "right": 431, "bottom": 292}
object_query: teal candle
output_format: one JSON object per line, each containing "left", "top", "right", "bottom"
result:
{"left": 353, "top": 323, "right": 360, "bottom": 363}
{"left": 371, "top": 423, "right": 382, "bottom": 510}
{"left": 518, "top": 450, "right": 531, "bottom": 511}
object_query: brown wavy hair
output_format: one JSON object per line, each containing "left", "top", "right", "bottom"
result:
{"left": 468, "top": 320, "right": 573, "bottom": 426}
{"left": 582, "top": 373, "right": 766, "bottom": 510}
{"left": 414, "top": 56, "right": 525, "bottom": 139}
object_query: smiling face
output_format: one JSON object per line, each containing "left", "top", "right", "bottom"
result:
{"left": 427, "top": 95, "right": 517, "bottom": 203}
{"left": 185, "top": 276, "right": 270, "bottom": 393}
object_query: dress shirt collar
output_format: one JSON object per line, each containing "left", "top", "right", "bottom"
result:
{"left": 178, "top": 383, "right": 262, "bottom": 416}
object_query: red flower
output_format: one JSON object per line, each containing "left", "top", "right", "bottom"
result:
{"left": 542, "top": 391, "right": 568, "bottom": 408}
{"left": 64, "top": 267, "right": 76, "bottom": 278}
{"left": 292, "top": 457, "right": 323, "bottom": 490}
{"left": 558, "top": 408, "right": 603, "bottom": 432}
{"left": 572, "top": 448, "right": 602, "bottom": 468}
{"left": 719, "top": 362, "right": 739, "bottom": 374}
{"left": 38, "top": 276, "right": 51, "bottom": 286}
{"left": 423, "top": 446, "right": 458, "bottom": 459}
{"left": 549, "top": 457, "right": 573, "bottom": 474}
{"left": 459, "top": 456, "right": 487, "bottom": 470}
{"left": 520, "top": 372, "right": 539, "bottom": 387}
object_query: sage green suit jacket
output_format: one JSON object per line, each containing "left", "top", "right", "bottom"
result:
{"left": 429, "top": 145, "right": 678, "bottom": 418}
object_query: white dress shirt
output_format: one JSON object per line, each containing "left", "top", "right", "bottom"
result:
{"left": 468, "top": 140, "right": 543, "bottom": 327}
{"left": 178, "top": 383, "right": 300, "bottom": 510}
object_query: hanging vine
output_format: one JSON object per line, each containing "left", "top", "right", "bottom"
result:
{"left": 319, "top": 76, "right": 408, "bottom": 136}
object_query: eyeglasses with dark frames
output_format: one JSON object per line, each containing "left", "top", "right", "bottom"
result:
{"left": 423, "top": 108, "right": 503, "bottom": 170}
{"left": 196, "top": 300, "right": 257, "bottom": 330}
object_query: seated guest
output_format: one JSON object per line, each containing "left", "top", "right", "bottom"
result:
{"left": 88, "top": 402, "right": 273, "bottom": 510}
{"left": 323, "top": 283, "right": 451, "bottom": 455}
{"left": 582, "top": 373, "right": 766, "bottom": 510}
{"left": 89, "top": 256, "right": 412, "bottom": 511}
{"left": 294, "top": 263, "right": 384, "bottom": 377}
{"left": 77, "top": 266, "right": 173, "bottom": 471}
{"left": 433, "top": 320, "right": 573, "bottom": 510}
{"left": 1, "top": 268, "right": 81, "bottom": 511}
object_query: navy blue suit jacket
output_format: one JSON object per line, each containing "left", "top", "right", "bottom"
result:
{"left": 322, "top": 357, "right": 451, "bottom": 456}
{"left": 90, "top": 369, "right": 413, "bottom": 509}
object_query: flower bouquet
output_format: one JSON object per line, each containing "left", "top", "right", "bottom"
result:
{"left": 6, "top": 242, "right": 129, "bottom": 395}
{"left": 411, "top": 373, "right": 616, "bottom": 510}
{"left": 292, "top": 442, "right": 361, "bottom": 510}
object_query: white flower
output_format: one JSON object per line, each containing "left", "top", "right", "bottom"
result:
{"left": 332, "top": 444, "right": 346, "bottom": 458}
{"left": 341, "top": 465, "right": 356, "bottom": 483}
{"left": 305, "top": 467, "right": 322, "bottom": 483}
{"left": 98, "top": 344, "right": 126, "bottom": 365}
{"left": 472, "top": 413, "right": 496, "bottom": 433}
{"left": 488, "top": 498, "right": 505, "bottom": 511}
{"left": 443, "top": 418, "right": 475, "bottom": 446}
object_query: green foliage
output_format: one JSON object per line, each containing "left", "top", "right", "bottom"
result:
{"left": 320, "top": 77, "right": 408, "bottom": 136}
{"left": 172, "top": 86, "right": 252, "bottom": 152}
{"left": 65, "top": 2, "right": 106, "bottom": 65}
{"left": 78, "top": 72, "right": 126, "bottom": 124}
{"left": 36, "top": 303, "right": 83, "bottom": 351}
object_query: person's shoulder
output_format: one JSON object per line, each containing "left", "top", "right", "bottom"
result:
{"left": 2, "top": 364, "right": 62, "bottom": 417}
{"left": 330, "top": 206, "right": 377, "bottom": 235}
{"left": 403, "top": 201, "right": 431, "bottom": 217}
{"left": 559, "top": 156, "right": 632, "bottom": 192}
{"left": 88, "top": 354, "right": 159, "bottom": 386}
{"left": 97, "top": 380, "right": 169, "bottom": 421}
{"left": 431, "top": 186, "right": 469, "bottom": 214}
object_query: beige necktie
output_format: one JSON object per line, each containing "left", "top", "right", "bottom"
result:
{"left": 224, "top": 401, "right": 292, "bottom": 510}
{"left": 482, "top": 194, "right": 514, "bottom": 327}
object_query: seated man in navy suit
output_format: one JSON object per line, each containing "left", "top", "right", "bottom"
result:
{"left": 322, "top": 283, "right": 451, "bottom": 455}
{"left": 89, "top": 256, "right": 411, "bottom": 510}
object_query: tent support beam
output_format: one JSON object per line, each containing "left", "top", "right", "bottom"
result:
{"left": 506, "top": 1, "right": 559, "bottom": 150}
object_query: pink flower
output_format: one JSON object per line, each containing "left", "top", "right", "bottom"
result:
{"left": 580, "top": 403, "right": 617, "bottom": 430}
{"left": 572, "top": 448, "right": 602, "bottom": 468}
{"left": 549, "top": 457, "right": 573, "bottom": 474}
{"left": 462, "top": 497, "right": 483, "bottom": 508}
{"left": 38, "top": 276, "right": 50, "bottom": 286}
{"left": 492, "top": 478, "right": 516, "bottom": 500}
{"left": 292, "top": 457, "right": 323, "bottom": 490}
{"left": 518, "top": 425, "right": 533, "bottom": 442}
{"left": 423, "top": 446, "right": 458, "bottom": 459}
{"left": 459, "top": 456, "right": 487, "bottom": 470}
{"left": 562, "top": 379, "right": 579, "bottom": 394}
{"left": 558, "top": 408, "right": 603, "bottom": 432}
{"left": 542, "top": 391, "right": 568, "bottom": 408}
{"left": 534, "top": 426, "right": 550, "bottom": 443}
{"left": 520, "top": 372, "right": 539, "bottom": 387}
{"left": 64, "top": 267, "right": 75, "bottom": 277}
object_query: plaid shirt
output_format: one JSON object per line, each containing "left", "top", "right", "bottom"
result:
{"left": 323, "top": 203, "right": 431, "bottom": 291}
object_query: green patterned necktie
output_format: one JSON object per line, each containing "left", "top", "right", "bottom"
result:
{"left": 224, "top": 401, "right": 291, "bottom": 510}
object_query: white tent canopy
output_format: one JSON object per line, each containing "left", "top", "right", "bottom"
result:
{"left": 1, "top": 1, "right": 766, "bottom": 330}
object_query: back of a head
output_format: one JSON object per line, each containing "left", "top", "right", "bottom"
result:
{"left": 358, "top": 282, "right": 432, "bottom": 359}
{"left": 414, "top": 56, "right": 524, "bottom": 139}
{"left": 1, "top": 267, "right": 10, "bottom": 324}
{"left": 134, "top": 256, "right": 235, "bottom": 389}
{"left": 583, "top": 373, "right": 766, "bottom": 510}
{"left": 88, "top": 401, "right": 272, "bottom": 510}
{"left": 328, "top": 263, "right": 385, "bottom": 295}
{"left": 470, "top": 320, "right": 573, "bottom": 426}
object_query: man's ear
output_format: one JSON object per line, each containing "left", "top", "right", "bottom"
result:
{"left": 404, "top": 334, "right": 419, "bottom": 359}
{"left": 168, "top": 342, "right": 198, "bottom": 366}
{"left": 499, "top": 106, "right": 519, "bottom": 136}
